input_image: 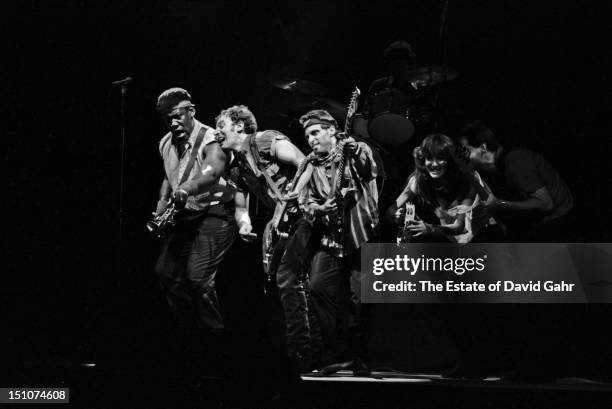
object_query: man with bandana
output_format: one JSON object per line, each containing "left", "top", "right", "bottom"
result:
{"left": 298, "top": 109, "right": 380, "bottom": 375}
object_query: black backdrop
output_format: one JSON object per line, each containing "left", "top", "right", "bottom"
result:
{"left": 3, "top": 0, "right": 612, "bottom": 377}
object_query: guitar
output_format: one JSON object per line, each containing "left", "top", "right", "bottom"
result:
{"left": 396, "top": 202, "right": 416, "bottom": 244}
{"left": 261, "top": 158, "right": 309, "bottom": 276}
{"left": 320, "top": 87, "right": 361, "bottom": 254}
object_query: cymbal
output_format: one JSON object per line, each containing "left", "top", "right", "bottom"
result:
{"left": 269, "top": 77, "right": 331, "bottom": 96}
{"left": 408, "top": 66, "right": 458, "bottom": 87}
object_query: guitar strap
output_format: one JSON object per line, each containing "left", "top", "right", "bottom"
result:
{"left": 248, "top": 132, "right": 285, "bottom": 200}
{"left": 178, "top": 126, "right": 208, "bottom": 187}
{"left": 172, "top": 126, "right": 210, "bottom": 225}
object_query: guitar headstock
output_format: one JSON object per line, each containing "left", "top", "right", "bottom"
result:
{"left": 344, "top": 87, "right": 361, "bottom": 134}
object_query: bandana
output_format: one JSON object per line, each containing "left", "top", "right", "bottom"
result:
{"left": 302, "top": 118, "right": 337, "bottom": 129}
{"left": 159, "top": 100, "right": 195, "bottom": 116}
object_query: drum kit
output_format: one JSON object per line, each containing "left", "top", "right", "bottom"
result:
{"left": 270, "top": 65, "right": 458, "bottom": 196}
{"left": 270, "top": 65, "right": 457, "bottom": 150}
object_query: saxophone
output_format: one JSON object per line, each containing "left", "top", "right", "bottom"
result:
{"left": 146, "top": 203, "right": 177, "bottom": 239}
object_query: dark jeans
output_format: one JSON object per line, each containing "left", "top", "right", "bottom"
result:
{"left": 155, "top": 214, "right": 237, "bottom": 330}
{"left": 308, "top": 249, "right": 367, "bottom": 364}
{"left": 274, "top": 217, "right": 316, "bottom": 357}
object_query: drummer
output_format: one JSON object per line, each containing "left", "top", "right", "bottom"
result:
{"left": 357, "top": 41, "right": 418, "bottom": 240}
{"left": 363, "top": 40, "right": 419, "bottom": 119}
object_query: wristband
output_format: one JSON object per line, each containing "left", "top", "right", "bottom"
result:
{"left": 237, "top": 211, "right": 251, "bottom": 228}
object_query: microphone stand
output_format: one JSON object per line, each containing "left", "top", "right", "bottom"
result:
{"left": 118, "top": 82, "right": 127, "bottom": 271}
{"left": 78, "top": 78, "right": 130, "bottom": 370}
{"left": 118, "top": 84, "right": 127, "bottom": 263}
{"left": 113, "top": 77, "right": 132, "bottom": 277}
{"left": 79, "top": 78, "right": 131, "bottom": 370}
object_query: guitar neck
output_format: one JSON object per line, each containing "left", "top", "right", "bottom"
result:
{"left": 326, "top": 87, "right": 358, "bottom": 200}
{"left": 328, "top": 141, "right": 347, "bottom": 199}
{"left": 271, "top": 158, "right": 309, "bottom": 229}
{"left": 271, "top": 201, "right": 288, "bottom": 229}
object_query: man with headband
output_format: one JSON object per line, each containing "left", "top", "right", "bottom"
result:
{"left": 298, "top": 109, "right": 380, "bottom": 375}
{"left": 153, "top": 88, "right": 240, "bottom": 370}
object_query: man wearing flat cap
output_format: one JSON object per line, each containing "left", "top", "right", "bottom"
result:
{"left": 153, "top": 87, "right": 239, "bottom": 344}
{"left": 298, "top": 109, "right": 379, "bottom": 375}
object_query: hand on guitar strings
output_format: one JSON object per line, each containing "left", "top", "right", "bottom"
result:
{"left": 316, "top": 197, "right": 339, "bottom": 216}
{"left": 394, "top": 206, "right": 406, "bottom": 223}
{"left": 342, "top": 136, "right": 362, "bottom": 158}
{"left": 282, "top": 183, "right": 300, "bottom": 201}
{"left": 406, "top": 220, "right": 435, "bottom": 237}
{"left": 283, "top": 191, "right": 300, "bottom": 201}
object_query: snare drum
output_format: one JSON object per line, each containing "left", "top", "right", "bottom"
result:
{"left": 367, "top": 88, "right": 415, "bottom": 147}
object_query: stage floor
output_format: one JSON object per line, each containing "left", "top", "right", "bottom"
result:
{"left": 302, "top": 370, "right": 612, "bottom": 392}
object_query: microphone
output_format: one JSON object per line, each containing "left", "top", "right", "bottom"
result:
{"left": 112, "top": 76, "right": 133, "bottom": 86}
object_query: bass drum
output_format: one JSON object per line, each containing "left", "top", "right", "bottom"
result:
{"left": 367, "top": 88, "right": 415, "bottom": 147}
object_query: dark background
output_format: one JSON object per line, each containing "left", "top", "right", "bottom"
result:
{"left": 2, "top": 0, "right": 612, "bottom": 390}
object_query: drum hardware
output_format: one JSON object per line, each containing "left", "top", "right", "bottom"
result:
{"left": 408, "top": 66, "right": 458, "bottom": 88}
{"left": 354, "top": 66, "right": 457, "bottom": 148}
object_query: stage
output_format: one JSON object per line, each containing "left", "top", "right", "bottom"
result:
{"left": 4, "top": 1, "right": 612, "bottom": 408}
{"left": 6, "top": 360, "right": 612, "bottom": 408}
